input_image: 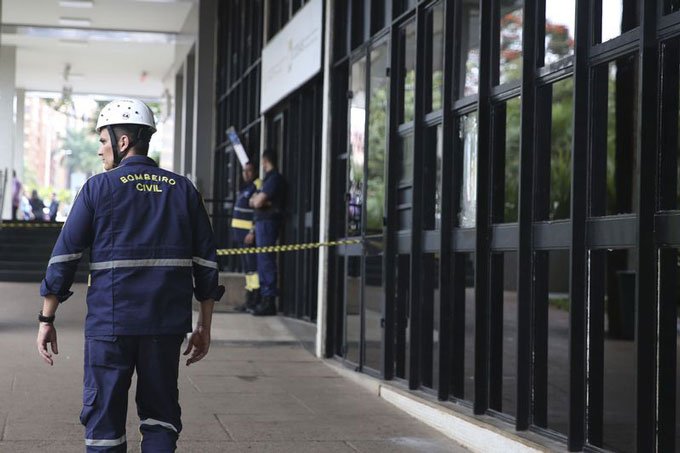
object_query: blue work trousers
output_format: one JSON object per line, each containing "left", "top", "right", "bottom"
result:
{"left": 81, "top": 335, "right": 184, "bottom": 452}
{"left": 231, "top": 227, "right": 257, "bottom": 273}
{"left": 255, "top": 219, "right": 280, "bottom": 297}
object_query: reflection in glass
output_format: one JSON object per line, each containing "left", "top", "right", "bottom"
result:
{"left": 549, "top": 77, "right": 573, "bottom": 220}
{"left": 601, "top": 0, "right": 638, "bottom": 43}
{"left": 462, "top": 254, "right": 476, "bottom": 402}
{"left": 588, "top": 249, "right": 636, "bottom": 453}
{"left": 499, "top": 0, "right": 523, "bottom": 85}
{"left": 488, "top": 251, "right": 518, "bottom": 417}
{"left": 533, "top": 250, "right": 570, "bottom": 435}
{"left": 364, "top": 255, "right": 383, "bottom": 372}
{"left": 400, "top": 21, "right": 417, "bottom": 123}
{"left": 435, "top": 125, "right": 444, "bottom": 229}
{"left": 367, "top": 43, "right": 389, "bottom": 236}
{"left": 348, "top": 58, "right": 366, "bottom": 236}
{"left": 420, "top": 254, "right": 440, "bottom": 390}
{"left": 423, "top": 125, "right": 444, "bottom": 231}
{"left": 544, "top": 0, "right": 575, "bottom": 65}
{"left": 394, "top": 254, "right": 411, "bottom": 380}
{"left": 506, "top": 98, "right": 521, "bottom": 222}
{"left": 429, "top": 3, "right": 445, "bottom": 111}
{"left": 397, "top": 134, "right": 414, "bottom": 231}
{"left": 459, "top": 113, "right": 478, "bottom": 228}
{"left": 459, "top": 0, "right": 480, "bottom": 97}
{"left": 591, "top": 56, "right": 638, "bottom": 216}
{"left": 345, "top": 256, "right": 362, "bottom": 364}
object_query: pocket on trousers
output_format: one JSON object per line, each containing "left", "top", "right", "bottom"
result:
{"left": 79, "top": 387, "right": 97, "bottom": 426}
{"left": 87, "top": 336, "right": 122, "bottom": 368}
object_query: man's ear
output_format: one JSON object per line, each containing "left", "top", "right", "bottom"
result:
{"left": 119, "top": 134, "right": 130, "bottom": 153}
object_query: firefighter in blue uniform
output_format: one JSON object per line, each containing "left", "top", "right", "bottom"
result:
{"left": 249, "top": 149, "right": 285, "bottom": 316}
{"left": 231, "top": 161, "right": 262, "bottom": 312}
{"left": 35, "top": 98, "right": 224, "bottom": 452}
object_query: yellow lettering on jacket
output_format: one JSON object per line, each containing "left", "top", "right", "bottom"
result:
{"left": 120, "top": 173, "right": 176, "bottom": 190}
{"left": 136, "top": 183, "right": 163, "bottom": 193}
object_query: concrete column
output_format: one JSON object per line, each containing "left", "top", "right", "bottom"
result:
{"left": 15, "top": 88, "right": 24, "bottom": 194}
{"left": 173, "top": 73, "right": 184, "bottom": 174}
{"left": 182, "top": 52, "right": 195, "bottom": 181}
{"left": 315, "top": 0, "right": 334, "bottom": 358}
{"left": 192, "top": 0, "right": 217, "bottom": 197}
{"left": 0, "top": 46, "right": 17, "bottom": 220}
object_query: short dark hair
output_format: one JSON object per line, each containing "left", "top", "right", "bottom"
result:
{"left": 112, "top": 124, "right": 152, "bottom": 154}
{"left": 262, "top": 149, "right": 277, "bottom": 167}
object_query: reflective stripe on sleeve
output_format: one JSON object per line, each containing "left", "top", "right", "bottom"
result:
{"left": 192, "top": 256, "right": 218, "bottom": 269}
{"left": 85, "top": 434, "right": 126, "bottom": 447}
{"left": 89, "top": 258, "right": 193, "bottom": 270}
{"left": 48, "top": 253, "right": 83, "bottom": 266}
{"left": 140, "top": 418, "right": 178, "bottom": 433}
{"left": 234, "top": 206, "right": 254, "bottom": 214}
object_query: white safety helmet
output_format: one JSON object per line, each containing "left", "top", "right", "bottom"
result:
{"left": 95, "top": 98, "right": 156, "bottom": 133}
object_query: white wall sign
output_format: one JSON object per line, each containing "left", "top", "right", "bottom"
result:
{"left": 260, "top": 0, "right": 323, "bottom": 113}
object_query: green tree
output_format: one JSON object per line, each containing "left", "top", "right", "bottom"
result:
{"left": 64, "top": 128, "right": 102, "bottom": 177}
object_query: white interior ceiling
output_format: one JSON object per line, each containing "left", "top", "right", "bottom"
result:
{"left": 1, "top": 0, "right": 196, "bottom": 98}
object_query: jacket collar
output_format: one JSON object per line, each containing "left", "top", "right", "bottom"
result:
{"left": 118, "top": 155, "right": 159, "bottom": 168}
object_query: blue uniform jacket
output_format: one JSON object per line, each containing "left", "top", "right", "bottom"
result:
{"left": 40, "top": 155, "right": 225, "bottom": 336}
{"left": 231, "top": 179, "right": 261, "bottom": 230}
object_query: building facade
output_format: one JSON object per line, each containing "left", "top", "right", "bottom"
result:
{"left": 212, "top": 0, "right": 680, "bottom": 451}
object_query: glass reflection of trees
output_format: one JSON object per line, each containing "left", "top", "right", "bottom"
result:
{"left": 459, "top": 113, "right": 478, "bottom": 228}
{"left": 499, "top": 0, "right": 523, "bottom": 85}
{"left": 544, "top": 0, "right": 575, "bottom": 65}
{"left": 460, "top": 0, "right": 480, "bottom": 97}
{"left": 348, "top": 58, "right": 366, "bottom": 237}
{"left": 367, "top": 43, "right": 389, "bottom": 235}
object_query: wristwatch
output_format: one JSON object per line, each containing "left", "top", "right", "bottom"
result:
{"left": 38, "top": 310, "right": 55, "bottom": 324}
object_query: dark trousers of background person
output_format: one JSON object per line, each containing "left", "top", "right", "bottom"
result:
{"left": 255, "top": 219, "right": 280, "bottom": 298}
{"left": 11, "top": 205, "right": 18, "bottom": 221}
{"left": 231, "top": 227, "right": 259, "bottom": 290}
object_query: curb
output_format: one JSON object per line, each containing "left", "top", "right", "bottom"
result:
{"left": 323, "top": 360, "right": 568, "bottom": 453}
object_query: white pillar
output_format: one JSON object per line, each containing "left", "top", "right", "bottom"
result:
{"left": 0, "top": 46, "right": 17, "bottom": 220}
{"left": 315, "top": 0, "right": 334, "bottom": 358}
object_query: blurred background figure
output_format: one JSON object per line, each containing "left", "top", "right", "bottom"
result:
{"left": 29, "top": 190, "right": 45, "bottom": 222}
{"left": 48, "top": 193, "right": 59, "bottom": 222}
{"left": 20, "top": 191, "right": 33, "bottom": 221}
{"left": 11, "top": 171, "right": 22, "bottom": 221}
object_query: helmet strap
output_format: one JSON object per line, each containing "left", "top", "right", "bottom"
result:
{"left": 108, "top": 125, "right": 131, "bottom": 167}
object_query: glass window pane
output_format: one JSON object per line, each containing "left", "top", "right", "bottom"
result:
{"left": 600, "top": 0, "right": 639, "bottom": 43}
{"left": 590, "top": 56, "right": 639, "bottom": 216}
{"left": 544, "top": 0, "right": 576, "bottom": 65}
{"left": 666, "top": 0, "right": 680, "bottom": 14}
{"left": 420, "top": 254, "right": 440, "bottom": 390}
{"left": 494, "top": 97, "right": 521, "bottom": 223}
{"left": 498, "top": 0, "right": 523, "bottom": 85}
{"left": 364, "top": 254, "right": 383, "bottom": 372}
{"left": 367, "top": 43, "right": 389, "bottom": 235}
{"left": 424, "top": 124, "right": 443, "bottom": 230}
{"left": 547, "top": 78, "right": 573, "bottom": 221}
{"left": 588, "top": 249, "right": 636, "bottom": 452}
{"left": 348, "top": 58, "right": 367, "bottom": 236}
{"left": 345, "top": 256, "right": 362, "bottom": 365}
{"left": 489, "top": 251, "right": 518, "bottom": 417}
{"left": 458, "top": 113, "right": 478, "bottom": 228}
{"left": 393, "top": 254, "right": 411, "bottom": 380}
{"left": 400, "top": 21, "right": 417, "bottom": 124}
{"left": 532, "top": 250, "right": 570, "bottom": 435}
{"left": 430, "top": 3, "right": 445, "bottom": 112}
{"left": 459, "top": 0, "right": 480, "bottom": 97}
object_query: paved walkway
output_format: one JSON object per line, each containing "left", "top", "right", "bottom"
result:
{"left": 0, "top": 282, "right": 467, "bottom": 452}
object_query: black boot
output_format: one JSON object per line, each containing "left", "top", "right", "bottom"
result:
{"left": 234, "top": 290, "right": 256, "bottom": 313}
{"left": 252, "top": 296, "right": 277, "bottom": 316}
{"left": 246, "top": 289, "right": 260, "bottom": 311}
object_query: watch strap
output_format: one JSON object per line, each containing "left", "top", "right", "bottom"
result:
{"left": 38, "top": 311, "right": 55, "bottom": 324}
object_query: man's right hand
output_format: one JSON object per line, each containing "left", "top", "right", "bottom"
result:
{"left": 244, "top": 231, "right": 255, "bottom": 245}
{"left": 37, "top": 323, "right": 58, "bottom": 366}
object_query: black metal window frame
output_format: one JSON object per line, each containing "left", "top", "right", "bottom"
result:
{"left": 325, "top": 0, "right": 680, "bottom": 451}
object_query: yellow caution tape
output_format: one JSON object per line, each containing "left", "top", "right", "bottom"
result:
{"left": 217, "top": 239, "right": 361, "bottom": 256}
{"left": 0, "top": 222, "right": 62, "bottom": 228}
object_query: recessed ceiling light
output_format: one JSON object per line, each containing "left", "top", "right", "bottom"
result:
{"left": 58, "top": 17, "right": 92, "bottom": 27}
{"left": 59, "top": 0, "right": 94, "bottom": 8}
